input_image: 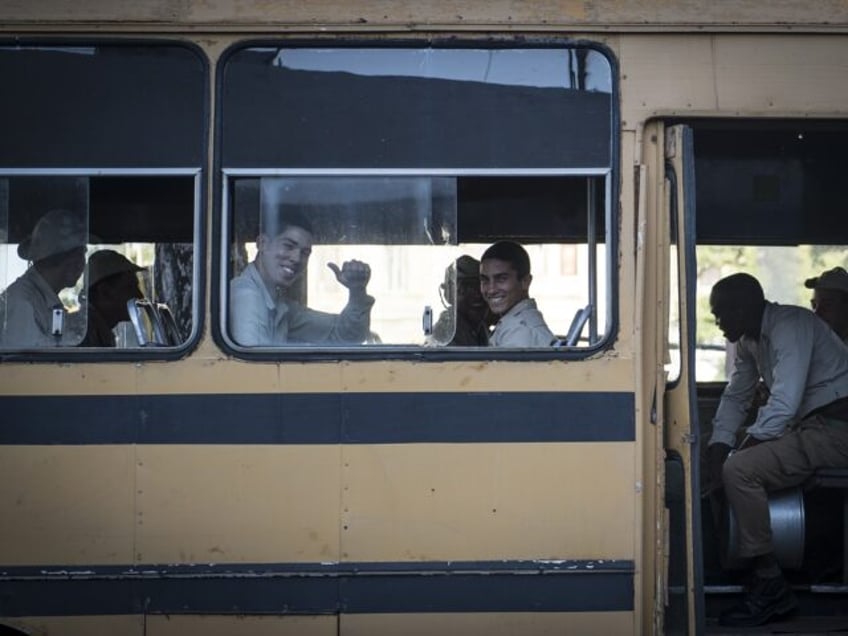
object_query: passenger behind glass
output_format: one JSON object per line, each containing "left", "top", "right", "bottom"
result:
{"left": 229, "top": 208, "right": 375, "bottom": 346}
{"left": 76, "top": 250, "right": 144, "bottom": 347}
{"left": 0, "top": 208, "right": 86, "bottom": 347}
{"left": 804, "top": 266, "right": 848, "bottom": 343}
{"left": 480, "top": 240, "right": 555, "bottom": 347}
{"left": 430, "top": 255, "right": 491, "bottom": 346}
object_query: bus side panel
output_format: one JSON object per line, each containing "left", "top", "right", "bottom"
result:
{"left": 341, "top": 612, "right": 633, "bottom": 636}
{"left": 4, "top": 615, "right": 336, "bottom": 636}
{"left": 0, "top": 446, "right": 136, "bottom": 565}
{"left": 341, "top": 442, "right": 635, "bottom": 561}
{"left": 135, "top": 445, "right": 341, "bottom": 564}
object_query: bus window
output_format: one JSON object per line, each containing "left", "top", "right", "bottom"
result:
{"left": 0, "top": 43, "right": 206, "bottom": 354}
{"left": 218, "top": 45, "right": 615, "bottom": 352}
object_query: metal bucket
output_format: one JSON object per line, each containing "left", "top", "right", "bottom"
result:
{"left": 723, "top": 486, "right": 805, "bottom": 570}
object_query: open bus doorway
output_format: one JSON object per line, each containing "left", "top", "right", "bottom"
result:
{"left": 665, "top": 120, "right": 848, "bottom": 632}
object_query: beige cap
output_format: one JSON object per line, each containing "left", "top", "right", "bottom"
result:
{"left": 804, "top": 266, "right": 848, "bottom": 295}
{"left": 18, "top": 209, "right": 87, "bottom": 261}
{"left": 87, "top": 249, "right": 143, "bottom": 288}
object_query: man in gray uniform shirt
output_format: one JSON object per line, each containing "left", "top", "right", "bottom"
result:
{"left": 0, "top": 209, "right": 87, "bottom": 347}
{"left": 479, "top": 240, "right": 554, "bottom": 347}
{"left": 707, "top": 273, "right": 848, "bottom": 627}
{"left": 804, "top": 265, "right": 848, "bottom": 343}
{"left": 229, "top": 209, "right": 374, "bottom": 346}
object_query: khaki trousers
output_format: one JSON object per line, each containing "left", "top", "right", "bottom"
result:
{"left": 722, "top": 415, "right": 848, "bottom": 558}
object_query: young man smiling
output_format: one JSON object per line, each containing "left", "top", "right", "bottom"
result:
{"left": 479, "top": 240, "right": 554, "bottom": 347}
{"left": 229, "top": 209, "right": 374, "bottom": 346}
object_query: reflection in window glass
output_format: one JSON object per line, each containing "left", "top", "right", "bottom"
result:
{"left": 221, "top": 45, "right": 614, "bottom": 350}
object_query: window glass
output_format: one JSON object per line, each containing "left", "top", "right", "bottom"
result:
{"left": 0, "top": 44, "right": 204, "bottom": 353}
{"left": 220, "top": 45, "right": 614, "bottom": 351}
{"left": 666, "top": 172, "right": 682, "bottom": 384}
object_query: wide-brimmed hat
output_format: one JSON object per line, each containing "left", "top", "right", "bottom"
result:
{"left": 87, "top": 249, "right": 143, "bottom": 288}
{"left": 804, "top": 266, "right": 848, "bottom": 295}
{"left": 17, "top": 209, "right": 87, "bottom": 261}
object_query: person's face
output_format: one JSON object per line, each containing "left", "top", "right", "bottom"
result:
{"left": 710, "top": 289, "right": 747, "bottom": 343}
{"left": 456, "top": 276, "right": 487, "bottom": 322}
{"left": 256, "top": 226, "right": 313, "bottom": 291}
{"left": 811, "top": 288, "right": 848, "bottom": 338}
{"left": 94, "top": 271, "right": 144, "bottom": 325}
{"left": 480, "top": 258, "right": 530, "bottom": 317}
{"left": 62, "top": 246, "right": 87, "bottom": 289}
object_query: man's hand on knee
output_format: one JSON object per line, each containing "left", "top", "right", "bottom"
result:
{"left": 707, "top": 442, "right": 733, "bottom": 490}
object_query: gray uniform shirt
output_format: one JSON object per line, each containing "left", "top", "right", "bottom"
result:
{"left": 0, "top": 267, "right": 65, "bottom": 347}
{"left": 229, "top": 261, "right": 374, "bottom": 346}
{"left": 710, "top": 302, "right": 848, "bottom": 447}
{"left": 489, "top": 298, "right": 555, "bottom": 347}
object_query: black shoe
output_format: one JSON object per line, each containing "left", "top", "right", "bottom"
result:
{"left": 718, "top": 574, "right": 798, "bottom": 627}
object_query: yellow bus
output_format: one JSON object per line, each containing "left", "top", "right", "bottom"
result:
{"left": 1, "top": 2, "right": 848, "bottom": 634}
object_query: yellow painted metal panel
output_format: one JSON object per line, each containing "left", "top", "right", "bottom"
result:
{"left": 342, "top": 611, "right": 634, "bottom": 636}
{"left": 148, "top": 614, "right": 336, "bottom": 635}
{"left": 135, "top": 445, "right": 341, "bottom": 563}
{"left": 620, "top": 34, "right": 848, "bottom": 125}
{"left": 0, "top": 446, "right": 135, "bottom": 566}
{"left": 0, "top": 356, "right": 636, "bottom": 396}
{"left": 619, "top": 35, "right": 718, "bottom": 125}
{"left": 2, "top": 616, "right": 143, "bottom": 636}
{"left": 2, "top": 1, "right": 848, "bottom": 29}
{"left": 714, "top": 35, "right": 848, "bottom": 113}
{"left": 341, "top": 443, "right": 636, "bottom": 561}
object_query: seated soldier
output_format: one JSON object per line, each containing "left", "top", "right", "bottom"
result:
{"left": 78, "top": 250, "right": 144, "bottom": 347}
{"left": 480, "top": 240, "right": 554, "bottom": 347}
{"left": 0, "top": 209, "right": 86, "bottom": 347}
{"left": 430, "top": 255, "right": 491, "bottom": 346}
{"left": 804, "top": 266, "right": 848, "bottom": 342}
{"left": 229, "top": 208, "right": 374, "bottom": 346}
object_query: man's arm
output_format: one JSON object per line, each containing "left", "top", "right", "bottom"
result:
{"left": 285, "top": 260, "right": 375, "bottom": 344}
{"left": 709, "top": 342, "right": 760, "bottom": 447}
{"left": 745, "top": 311, "right": 813, "bottom": 440}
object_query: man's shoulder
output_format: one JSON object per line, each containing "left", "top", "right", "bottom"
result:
{"left": 230, "top": 263, "right": 263, "bottom": 295}
{"left": 766, "top": 302, "right": 820, "bottom": 329}
{"left": 3, "top": 270, "right": 39, "bottom": 297}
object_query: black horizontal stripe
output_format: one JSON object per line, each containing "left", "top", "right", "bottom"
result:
{"left": 0, "top": 391, "right": 634, "bottom": 445}
{"left": 0, "top": 560, "right": 634, "bottom": 616}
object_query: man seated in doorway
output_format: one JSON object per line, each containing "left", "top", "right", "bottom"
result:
{"left": 229, "top": 208, "right": 374, "bottom": 346}
{"left": 479, "top": 240, "right": 554, "bottom": 347}
{"left": 804, "top": 266, "right": 848, "bottom": 343}
{"left": 706, "top": 272, "right": 848, "bottom": 628}
{"left": 0, "top": 208, "right": 87, "bottom": 347}
{"left": 77, "top": 249, "right": 145, "bottom": 347}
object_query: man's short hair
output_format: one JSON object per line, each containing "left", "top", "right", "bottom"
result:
{"left": 481, "top": 241, "right": 531, "bottom": 279}
{"left": 712, "top": 272, "right": 765, "bottom": 308}
{"left": 260, "top": 206, "right": 314, "bottom": 238}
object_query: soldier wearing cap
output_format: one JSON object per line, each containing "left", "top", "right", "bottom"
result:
{"left": 804, "top": 266, "right": 848, "bottom": 342}
{"left": 229, "top": 208, "right": 374, "bottom": 346}
{"left": 0, "top": 209, "right": 87, "bottom": 347}
{"left": 77, "top": 250, "right": 145, "bottom": 347}
{"left": 430, "top": 255, "right": 491, "bottom": 346}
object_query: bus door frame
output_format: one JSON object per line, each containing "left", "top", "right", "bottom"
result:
{"left": 663, "top": 123, "right": 706, "bottom": 635}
